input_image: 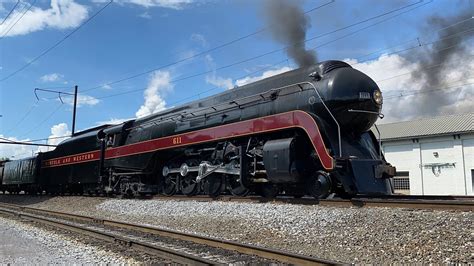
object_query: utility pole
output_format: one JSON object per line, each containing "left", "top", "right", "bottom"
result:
{"left": 34, "top": 86, "right": 79, "bottom": 137}
{"left": 72, "top": 85, "right": 78, "bottom": 136}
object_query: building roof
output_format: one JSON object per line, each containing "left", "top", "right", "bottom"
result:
{"left": 374, "top": 113, "right": 474, "bottom": 141}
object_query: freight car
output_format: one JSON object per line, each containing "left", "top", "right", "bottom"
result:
{"left": 1, "top": 156, "right": 41, "bottom": 194}
{"left": 1, "top": 60, "right": 395, "bottom": 198}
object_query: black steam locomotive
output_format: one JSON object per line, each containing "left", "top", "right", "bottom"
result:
{"left": 0, "top": 60, "right": 395, "bottom": 198}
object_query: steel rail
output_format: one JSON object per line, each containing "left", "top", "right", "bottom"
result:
{"left": 0, "top": 202, "right": 338, "bottom": 265}
{"left": 149, "top": 195, "right": 474, "bottom": 211}
{"left": 0, "top": 205, "right": 216, "bottom": 265}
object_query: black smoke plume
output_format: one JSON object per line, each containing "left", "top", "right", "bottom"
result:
{"left": 409, "top": 12, "right": 474, "bottom": 116}
{"left": 263, "top": 0, "right": 317, "bottom": 67}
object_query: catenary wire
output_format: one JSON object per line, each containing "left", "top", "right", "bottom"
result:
{"left": 353, "top": 26, "right": 474, "bottom": 66}
{"left": 308, "top": 0, "right": 434, "bottom": 54}
{"left": 384, "top": 81, "right": 474, "bottom": 100}
{"left": 14, "top": 80, "right": 473, "bottom": 145}
{"left": 0, "top": 0, "right": 113, "bottom": 82}
{"left": 82, "top": 0, "right": 423, "bottom": 93}
{"left": 3, "top": 102, "right": 38, "bottom": 135}
{"left": 19, "top": 104, "right": 64, "bottom": 138}
{"left": 81, "top": 0, "right": 336, "bottom": 93}
{"left": 1, "top": 1, "right": 332, "bottom": 132}
{"left": 376, "top": 53, "right": 474, "bottom": 83}
{"left": 91, "top": 0, "right": 428, "bottom": 100}
{"left": 5, "top": 0, "right": 425, "bottom": 133}
{"left": 352, "top": 16, "right": 474, "bottom": 62}
{"left": 0, "top": 0, "right": 35, "bottom": 39}
{"left": 6, "top": 1, "right": 459, "bottom": 140}
{"left": 0, "top": 0, "right": 20, "bottom": 25}
{"left": 98, "top": 0, "right": 433, "bottom": 103}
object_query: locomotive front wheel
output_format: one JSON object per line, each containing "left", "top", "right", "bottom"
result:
{"left": 308, "top": 170, "right": 332, "bottom": 199}
{"left": 227, "top": 175, "right": 250, "bottom": 196}
{"left": 162, "top": 174, "right": 178, "bottom": 196}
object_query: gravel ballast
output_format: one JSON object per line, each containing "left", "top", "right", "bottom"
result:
{"left": 0, "top": 195, "right": 472, "bottom": 264}
{"left": 0, "top": 215, "right": 138, "bottom": 264}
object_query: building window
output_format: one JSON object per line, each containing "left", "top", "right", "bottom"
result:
{"left": 471, "top": 169, "right": 474, "bottom": 192}
{"left": 393, "top": 171, "right": 410, "bottom": 194}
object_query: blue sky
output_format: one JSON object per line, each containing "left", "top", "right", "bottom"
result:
{"left": 0, "top": 0, "right": 473, "bottom": 158}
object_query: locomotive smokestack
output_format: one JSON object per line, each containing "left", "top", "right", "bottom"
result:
{"left": 409, "top": 12, "right": 474, "bottom": 116}
{"left": 263, "top": 0, "right": 317, "bottom": 67}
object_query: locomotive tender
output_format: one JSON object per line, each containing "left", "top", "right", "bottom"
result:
{"left": 1, "top": 60, "right": 395, "bottom": 198}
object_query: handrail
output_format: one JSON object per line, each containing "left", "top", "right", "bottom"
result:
{"left": 123, "top": 81, "right": 342, "bottom": 158}
{"left": 128, "top": 82, "right": 309, "bottom": 131}
{"left": 373, "top": 124, "right": 382, "bottom": 159}
{"left": 304, "top": 81, "right": 342, "bottom": 157}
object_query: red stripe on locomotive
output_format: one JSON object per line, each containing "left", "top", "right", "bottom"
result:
{"left": 42, "top": 111, "right": 334, "bottom": 170}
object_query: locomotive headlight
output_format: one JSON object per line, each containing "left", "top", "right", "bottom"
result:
{"left": 373, "top": 90, "right": 383, "bottom": 105}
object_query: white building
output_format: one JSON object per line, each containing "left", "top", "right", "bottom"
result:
{"left": 375, "top": 113, "right": 474, "bottom": 196}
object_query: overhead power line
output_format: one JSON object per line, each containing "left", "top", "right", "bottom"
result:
{"left": 22, "top": 78, "right": 473, "bottom": 144}
{"left": 0, "top": 0, "right": 113, "bottom": 82}
{"left": 0, "top": 137, "right": 16, "bottom": 143}
{"left": 19, "top": 135, "right": 70, "bottom": 143}
{"left": 19, "top": 103, "right": 64, "bottom": 138}
{"left": 0, "top": 0, "right": 35, "bottom": 39}
{"left": 4, "top": 0, "right": 426, "bottom": 134}
{"left": 384, "top": 80, "right": 474, "bottom": 100}
{"left": 3, "top": 102, "right": 38, "bottom": 135}
{"left": 0, "top": 140, "right": 57, "bottom": 147}
{"left": 0, "top": 0, "right": 20, "bottom": 25}
{"left": 353, "top": 25, "right": 474, "bottom": 65}
{"left": 82, "top": 0, "right": 335, "bottom": 93}
{"left": 90, "top": 0, "right": 427, "bottom": 99}
{"left": 309, "top": 0, "right": 433, "bottom": 52}
{"left": 376, "top": 53, "right": 474, "bottom": 83}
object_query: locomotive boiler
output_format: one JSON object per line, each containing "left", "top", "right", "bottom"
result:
{"left": 2, "top": 60, "right": 395, "bottom": 198}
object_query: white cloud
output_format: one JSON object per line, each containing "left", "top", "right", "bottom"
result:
{"left": 95, "top": 117, "right": 131, "bottom": 125}
{"left": 190, "top": 33, "right": 207, "bottom": 47}
{"left": 101, "top": 84, "right": 112, "bottom": 90}
{"left": 205, "top": 75, "right": 233, "bottom": 90}
{"left": 62, "top": 94, "right": 100, "bottom": 107}
{"left": 346, "top": 53, "right": 474, "bottom": 123}
{"left": 204, "top": 54, "right": 233, "bottom": 89}
{"left": 204, "top": 54, "right": 293, "bottom": 90}
{"left": 136, "top": 70, "right": 173, "bottom": 118}
{"left": 235, "top": 66, "right": 292, "bottom": 87}
{"left": 0, "top": 0, "right": 89, "bottom": 38}
{"left": 139, "top": 11, "right": 152, "bottom": 19}
{"left": 0, "top": 135, "right": 36, "bottom": 159}
{"left": 40, "top": 73, "right": 63, "bottom": 82}
{"left": 37, "top": 123, "right": 71, "bottom": 153}
{"left": 94, "top": 0, "right": 194, "bottom": 9}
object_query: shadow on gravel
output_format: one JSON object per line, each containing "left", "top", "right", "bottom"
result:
{"left": 0, "top": 194, "right": 55, "bottom": 206}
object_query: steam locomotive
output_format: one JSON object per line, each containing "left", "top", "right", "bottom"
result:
{"left": 0, "top": 60, "right": 395, "bottom": 198}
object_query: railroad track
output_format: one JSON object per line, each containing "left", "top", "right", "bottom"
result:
{"left": 151, "top": 195, "right": 474, "bottom": 211}
{"left": 1, "top": 192, "right": 472, "bottom": 211}
{"left": 0, "top": 202, "right": 338, "bottom": 265}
